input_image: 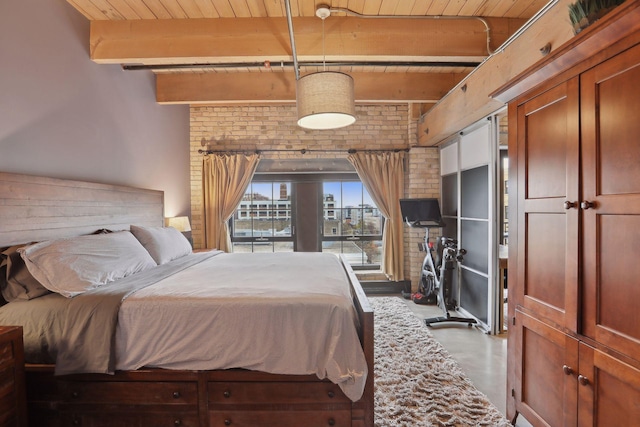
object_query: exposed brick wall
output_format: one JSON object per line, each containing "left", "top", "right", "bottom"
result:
{"left": 405, "top": 147, "right": 441, "bottom": 292}
{"left": 190, "top": 103, "right": 439, "bottom": 288}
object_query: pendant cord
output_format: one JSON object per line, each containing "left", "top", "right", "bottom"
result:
{"left": 322, "top": 18, "right": 326, "bottom": 71}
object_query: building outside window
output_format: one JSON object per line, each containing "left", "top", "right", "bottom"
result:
{"left": 229, "top": 178, "right": 383, "bottom": 268}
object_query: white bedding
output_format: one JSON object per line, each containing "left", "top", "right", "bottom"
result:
{"left": 114, "top": 251, "right": 367, "bottom": 401}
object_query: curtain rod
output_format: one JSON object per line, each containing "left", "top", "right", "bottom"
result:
{"left": 198, "top": 148, "right": 410, "bottom": 155}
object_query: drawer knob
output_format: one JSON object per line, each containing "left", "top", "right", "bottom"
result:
{"left": 71, "top": 391, "right": 79, "bottom": 398}
{"left": 580, "top": 201, "right": 595, "bottom": 210}
{"left": 327, "top": 391, "right": 335, "bottom": 398}
{"left": 223, "top": 390, "right": 231, "bottom": 398}
{"left": 328, "top": 418, "right": 336, "bottom": 426}
{"left": 72, "top": 418, "right": 81, "bottom": 426}
{"left": 562, "top": 365, "right": 574, "bottom": 375}
{"left": 563, "top": 201, "right": 577, "bottom": 210}
{"left": 578, "top": 375, "right": 590, "bottom": 386}
{"left": 224, "top": 419, "right": 232, "bottom": 426}
{"left": 173, "top": 391, "right": 181, "bottom": 399}
{"left": 174, "top": 420, "right": 182, "bottom": 426}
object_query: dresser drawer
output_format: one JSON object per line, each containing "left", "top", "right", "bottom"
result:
{"left": 210, "top": 409, "right": 351, "bottom": 427}
{"left": 208, "top": 381, "right": 349, "bottom": 405}
{"left": 0, "top": 326, "right": 24, "bottom": 427}
{"left": 0, "top": 366, "right": 15, "bottom": 399}
{"left": 0, "top": 394, "right": 17, "bottom": 426}
{"left": 59, "top": 381, "right": 198, "bottom": 405}
{"left": 0, "top": 340, "right": 15, "bottom": 367}
{"left": 61, "top": 410, "right": 200, "bottom": 427}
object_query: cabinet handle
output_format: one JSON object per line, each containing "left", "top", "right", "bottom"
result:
{"left": 562, "top": 365, "right": 574, "bottom": 375}
{"left": 580, "top": 201, "right": 595, "bottom": 210}
{"left": 72, "top": 418, "right": 81, "bottom": 426}
{"left": 578, "top": 375, "right": 590, "bottom": 386}
{"left": 174, "top": 420, "right": 182, "bottom": 426}
{"left": 223, "top": 390, "right": 231, "bottom": 398}
{"left": 224, "top": 419, "right": 232, "bottom": 426}
{"left": 173, "top": 391, "right": 181, "bottom": 399}
{"left": 564, "top": 201, "right": 577, "bottom": 210}
{"left": 328, "top": 418, "right": 336, "bottom": 426}
{"left": 71, "top": 391, "right": 79, "bottom": 398}
{"left": 327, "top": 390, "right": 335, "bottom": 398}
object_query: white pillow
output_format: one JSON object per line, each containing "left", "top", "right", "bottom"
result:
{"left": 130, "top": 224, "right": 192, "bottom": 265}
{"left": 19, "top": 231, "right": 157, "bottom": 298}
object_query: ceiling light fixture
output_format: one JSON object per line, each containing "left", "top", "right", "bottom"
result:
{"left": 296, "top": 5, "right": 356, "bottom": 130}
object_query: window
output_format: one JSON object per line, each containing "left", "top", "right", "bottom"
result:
{"left": 229, "top": 176, "right": 383, "bottom": 268}
{"left": 322, "top": 181, "right": 383, "bottom": 267}
{"left": 231, "top": 182, "right": 293, "bottom": 253}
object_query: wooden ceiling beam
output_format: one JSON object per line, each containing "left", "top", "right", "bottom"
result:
{"left": 155, "top": 71, "right": 468, "bottom": 104}
{"left": 90, "top": 16, "right": 525, "bottom": 65}
{"left": 416, "top": 0, "right": 586, "bottom": 146}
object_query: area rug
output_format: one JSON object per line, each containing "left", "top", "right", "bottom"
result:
{"left": 371, "top": 297, "right": 511, "bottom": 427}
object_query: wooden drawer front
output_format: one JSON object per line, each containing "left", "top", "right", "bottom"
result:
{"left": 0, "top": 340, "right": 15, "bottom": 367}
{"left": 209, "top": 381, "right": 349, "bottom": 404}
{"left": 0, "top": 395, "right": 17, "bottom": 426}
{"left": 0, "top": 366, "right": 16, "bottom": 425}
{"left": 0, "top": 365, "right": 16, "bottom": 400}
{"left": 210, "top": 410, "right": 351, "bottom": 427}
{"left": 61, "top": 411, "right": 199, "bottom": 427}
{"left": 59, "top": 381, "right": 198, "bottom": 405}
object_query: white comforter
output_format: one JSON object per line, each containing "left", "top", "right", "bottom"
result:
{"left": 115, "top": 251, "right": 367, "bottom": 401}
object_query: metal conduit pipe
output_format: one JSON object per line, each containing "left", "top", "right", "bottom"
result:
{"left": 423, "top": 0, "right": 560, "bottom": 113}
{"left": 328, "top": 7, "right": 494, "bottom": 55}
{"left": 122, "top": 60, "right": 480, "bottom": 71}
{"left": 284, "top": 0, "right": 300, "bottom": 80}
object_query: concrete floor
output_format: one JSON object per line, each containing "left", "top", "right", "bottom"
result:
{"left": 373, "top": 295, "right": 533, "bottom": 427}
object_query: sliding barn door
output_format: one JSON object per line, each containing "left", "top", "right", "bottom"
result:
{"left": 440, "top": 120, "right": 500, "bottom": 333}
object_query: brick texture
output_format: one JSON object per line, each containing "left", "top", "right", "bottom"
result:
{"left": 190, "top": 103, "right": 439, "bottom": 288}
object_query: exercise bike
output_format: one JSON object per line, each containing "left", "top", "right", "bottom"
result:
{"left": 399, "top": 198, "right": 477, "bottom": 327}
{"left": 418, "top": 230, "right": 477, "bottom": 327}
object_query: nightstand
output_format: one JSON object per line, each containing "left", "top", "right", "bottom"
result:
{"left": 0, "top": 326, "right": 27, "bottom": 427}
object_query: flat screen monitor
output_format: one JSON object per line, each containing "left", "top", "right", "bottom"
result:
{"left": 399, "top": 198, "right": 444, "bottom": 227}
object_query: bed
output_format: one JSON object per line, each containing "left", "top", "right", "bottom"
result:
{"left": 0, "top": 172, "right": 374, "bottom": 427}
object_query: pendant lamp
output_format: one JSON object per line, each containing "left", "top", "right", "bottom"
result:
{"left": 296, "top": 6, "right": 356, "bottom": 130}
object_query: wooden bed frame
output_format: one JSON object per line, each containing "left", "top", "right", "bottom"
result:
{"left": 0, "top": 172, "right": 374, "bottom": 427}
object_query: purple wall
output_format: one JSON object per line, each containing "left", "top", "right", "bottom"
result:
{"left": 0, "top": 0, "right": 191, "bottom": 218}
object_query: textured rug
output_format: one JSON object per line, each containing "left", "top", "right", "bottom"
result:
{"left": 371, "top": 297, "right": 511, "bottom": 427}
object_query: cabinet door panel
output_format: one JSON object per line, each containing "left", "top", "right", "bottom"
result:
{"left": 581, "top": 43, "right": 640, "bottom": 361}
{"left": 516, "top": 79, "right": 580, "bottom": 330}
{"left": 514, "top": 311, "right": 578, "bottom": 427}
{"left": 523, "top": 100, "right": 569, "bottom": 200}
{"left": 525, "top": 213, "right": 566, "bottom": 311}
{"left": 589, "top": 46, "right": 640, "bottom": 196}
{"left": 578, "top": 343, "right": 640, "bottom": 427}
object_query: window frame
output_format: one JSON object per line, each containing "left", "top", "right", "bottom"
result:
{"left": 229, "top": 173, "right": 383, "bottom": 268}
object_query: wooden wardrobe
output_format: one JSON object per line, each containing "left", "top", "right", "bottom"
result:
{"left": 493, "top": 2, "right": 640, "bottom": 425}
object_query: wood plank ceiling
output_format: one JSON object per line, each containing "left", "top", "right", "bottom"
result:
{"left": 67, "top": 0, "right": 547, "bottom": 113}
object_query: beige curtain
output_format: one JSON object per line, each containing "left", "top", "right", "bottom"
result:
{"left": 202, "top": 153, "right": 260, "bottom": 252}
{"left": 348, "top": 151, "right": 405, "bottom": 281}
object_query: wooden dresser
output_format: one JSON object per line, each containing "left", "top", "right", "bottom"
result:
{"left": 493, "top": 2, "right": 640, "bottom": 426}
{"left": 0, "top": 326, "right": 27, "bottom": 427}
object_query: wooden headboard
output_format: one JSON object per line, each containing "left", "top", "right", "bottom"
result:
{"left": 0, "top": 172, "right": 164, "bottom": 247}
